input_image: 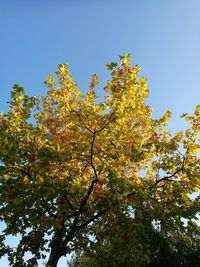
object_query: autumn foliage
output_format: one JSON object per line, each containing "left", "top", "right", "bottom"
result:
{"left": 0, "top": 55, "right": 200, "bottom": 266}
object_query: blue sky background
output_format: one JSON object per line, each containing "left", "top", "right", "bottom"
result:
{"left": 1, "top": 0, "right": 200, "bottom": 266}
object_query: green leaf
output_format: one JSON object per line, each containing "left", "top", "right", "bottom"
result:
{"left": 180, "top": 113, "right": 188, "bottom": 118}
{"left": 0, "top": 166, "right": 5, "bottom": 171}
{"left": 119, "top": 53, "right": 131, "bottom": 61}
{"left": 106, "top": 62, "right": 117, "bottom": 70}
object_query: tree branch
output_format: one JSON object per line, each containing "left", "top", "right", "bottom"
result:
{"left": 19, "top": 168, "right": 33, "bottom": 180}
{"left": 76, "top": 209, "right": 108, "bottom": 230}
{"left": 60, "top": 191, "right": 77, "bottom": 213}
{"left": 95, "top": 106, "right": 117, "bottom": 133}
{"left": 72, "top": 109, "right": 94, "bottom": 133}
{"left": 77, "top": 132, "right": 99, "bottom": 214}
{"left": 155, "top": 159, "right": 185, "bottom": 185}
{"left": 42, "top": 202, "right": 58, "bottom": 219}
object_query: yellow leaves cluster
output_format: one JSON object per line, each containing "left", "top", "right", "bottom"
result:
{"left": 46, "top": 75, "right": 55, "bottom": 87}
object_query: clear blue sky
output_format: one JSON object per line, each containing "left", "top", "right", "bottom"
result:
{"left": 1, "top": 0, "right": 200, "bottom": 266}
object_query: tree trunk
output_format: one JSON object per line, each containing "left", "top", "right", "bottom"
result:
{"left": 46, "top": 249, "right": 61, "bottom": 267}
{"left": 46, "top": 225, "right": 66, "bottom": 267}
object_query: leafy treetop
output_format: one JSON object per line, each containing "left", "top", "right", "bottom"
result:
{"left": 0, "top": 55, "right": 200, "bottom": 267}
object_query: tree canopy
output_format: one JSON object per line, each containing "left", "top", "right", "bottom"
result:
{"left": 0, "top": 55, "right": 200, "bottom": 266}
{"left": 69, "top": 215, "right": 200, "bottom": 267}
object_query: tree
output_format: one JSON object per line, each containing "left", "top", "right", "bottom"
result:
{"left": 0, "top": 54, "right": 200, "bottom": 266}
{"left": 68, "top": 208, "right": 157, "bottom": 267}
{"left": 69, "top": 214, "right": 200, "bottom": 267}
{"left": 149, "top": 220, "right": 200, "bottom": 267}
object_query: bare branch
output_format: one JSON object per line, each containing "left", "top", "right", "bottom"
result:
{"left": 80, "top": 179, "right": 98, "bottom": 213}
{"left": 155, "top": 159, "right": 185, "bottom": 185}
{"left": 42, "top": 203, "right": 58, "bottom": 219}
{"left": 60, "top": 191, "right": 77, "bottom": 213}
{"left": 76, "top": 209, "right": 107, "bottom": 230}
{"left": 72, "top": 109, "right": 94, "bottom": 133}
{"left": 78, "top": 131, "right": 99, "bottom": 213}
{"left": 95, "top": 106, "right": 117, "bottom": 133}
{"left": 19, "top": 168, "right": 33, "bottom": 180}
